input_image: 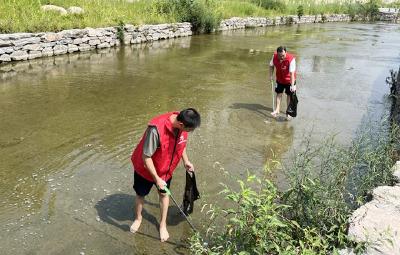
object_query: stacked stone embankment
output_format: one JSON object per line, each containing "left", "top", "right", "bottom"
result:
{"left": 0, "top": 23, "right": 192, "bottom": 64}
{"left": 219, "top": 14, "right": 351, "bottom": 30}
{"left": 0, "top": 12, "right": 399, "bottom": 65}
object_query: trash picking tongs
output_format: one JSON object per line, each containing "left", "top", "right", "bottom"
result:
{"left": 163, "top": 186, "right": 198, "bottom": 232}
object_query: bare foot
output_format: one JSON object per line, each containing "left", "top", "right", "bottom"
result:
{"left": 159, "top": 226, "right": 169, "bottom": 242}
{"left": 130, "top": 219, "right": 142, "bottom": 233}
{"left": 286, "top": 115, "right": 293, "bottom": 121}
{"left": 271, "top": 111, "right": 279, "bottom": 117}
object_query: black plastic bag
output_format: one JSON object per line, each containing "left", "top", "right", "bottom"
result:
{"left": 182, "top": 171, "right": 200, "bottom": 215}
{"left": 286, "top": 92, "right": 299, "bottom": 117}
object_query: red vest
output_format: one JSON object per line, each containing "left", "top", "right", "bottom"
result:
{"left": 131, "top": 112, "right": 188, "bottom": 182}
{"left": 273, "top": 52, "right": 296, "bottom": 85}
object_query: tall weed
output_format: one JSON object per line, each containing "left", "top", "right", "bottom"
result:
{"left": 190, "top": 119, "right": 399, "bottom": 254}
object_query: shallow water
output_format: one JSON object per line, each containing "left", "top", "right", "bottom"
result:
{"left": 0, "top": 22, "right": 399, "bottom": 254}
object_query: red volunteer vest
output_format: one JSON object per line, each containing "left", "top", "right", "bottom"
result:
{"left": 131, "top": 112, "right": 188, "bottom": 182}
{"left": 273, "top": 52, "right": 296, "bottom": 85}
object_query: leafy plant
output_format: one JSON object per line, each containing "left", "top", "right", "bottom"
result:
{"left": 297, "top": 5, "right": 304, "bottom": 19}
{"left": 190, "top": 118, "right": 399, "bottom": 254}
{"left": 116, "top": 20, "right": 125, "bottom": 42}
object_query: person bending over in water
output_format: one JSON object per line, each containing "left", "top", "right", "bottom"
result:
{"left": 130, "top": 108, "right": 201, "bottom": 242}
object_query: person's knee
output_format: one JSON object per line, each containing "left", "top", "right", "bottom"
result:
{"left": 158, "top": 192, "right": 168, "bottom": 198}
{"left": 136, "top": 195, "right": 145, "bottom": 201}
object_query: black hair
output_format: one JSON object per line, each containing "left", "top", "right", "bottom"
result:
{"left": 277, "top": 46, "right": 287, "bottom": 53}
{"left": 177, "top": 108, "right": 201, "bottom": 129}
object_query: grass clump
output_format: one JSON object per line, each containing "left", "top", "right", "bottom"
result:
{"left": 152, "top": 0, "right": 222, "bottom": 33}
{"left": 190, "top": 119, "right": 399, "bottom": 254}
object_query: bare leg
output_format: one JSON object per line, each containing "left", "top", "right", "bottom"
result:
{"left": 130, "top": 195, "right": 144, "bottom": 233}
{"left": 159, "top": 192, "right": 170, "bottom": 242}
{"left": 272, "top": 93, "right": 283, "bottom": 117}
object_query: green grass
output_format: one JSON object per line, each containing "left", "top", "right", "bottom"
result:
{"left": 0, "top": 0, "right": 384, "bottom": 33}
{"left": 0, "top": 0, "right": 177, "bottom": 33}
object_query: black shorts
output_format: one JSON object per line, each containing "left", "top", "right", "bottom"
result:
{"left": 275, "top": 81, "right": 295, "bottom": 95}
{"left": 133, "top": 171, "right": 172, "bottom": 197}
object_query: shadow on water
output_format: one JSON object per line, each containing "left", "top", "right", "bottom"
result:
{"left": 94, "top": 193, "right": 189, "bottom": 238}
{"left": 230, "top": 102, "right": 288, "bottom": 122}
{"left": 230, "top": 103, "right": 273, "bottom": 118}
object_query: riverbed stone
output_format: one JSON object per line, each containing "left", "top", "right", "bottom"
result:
{"left": 42, "top": 33, "right": 63, "bottom": 42}
{"left": 40, "top": 42, "right": 56, "bottom": 48}
{"left": 59, "top": 38, "right": 73, "bottom": 45}
{"left": 10, "top": 50, "right": 29, "bottom": 61}
{"left": 67, "top": 6, "right": 84, "bottom": 15}
{"left": 53, "top": 45, "right": 68, "bottom": 55}
{"left": 78, "top": 44, "right": 91, "bottom": 52}
{"left": 67, "top": 44, "right": 79, "bottom": 53}
{"left": 60, "top": 29, "right": 84, "bottom": 39}
{"left": 41, "top": 5, "right": 67, "bottom": 15}
{"left": 5, "top": 33, "right": 32, "bottom": 40}
{"left": 0, "top": 54, "right": 12, "bottom": 62}
{"left": 348, "top": 184, "right": 400, "bottom": 254}
{"left": 23, "top": 43, "right": 42, "bottom": 51}
{"left": 88, "top": 39, "right": 100, "bottom": 46}
{"left": 0, "top": 47, "right": 13, "bottom": 54}
{"left": 42, "top": 47, "right": 54, "bottom": 57}
{"left": 73, "top": 38, "right": 83, "bottom": 45}
{"left": 88, "top": 29, "right": 103, "bottom": 37}
{"left": 13, "top": 37, "right": 41, "bottom": 47}
{"left": 97, "top": 42, "right": 110, "bottom": 49}
{"left": 28, "top": 51, "right": 42, "bottom": 59}
{"left": 0, "top": 39, "right": 12, "bottom": 47}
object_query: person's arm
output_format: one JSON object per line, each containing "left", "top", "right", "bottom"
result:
{"left": 143, "top": 156, "right": 166, "bottom": 189}
{"left": 269, "top": 65, "right": 275, "bottom": 82}
{"left": 269, "top": 56, "right": 275, "bottom": 81}
{"left": 181, "top": 147, "right": 194, "bottom": 172}
{"left": 142, "top": 127, "right": 166, "bottom": 189}
{"left": 290, "top": 58, "right": 296, "bottom": 91}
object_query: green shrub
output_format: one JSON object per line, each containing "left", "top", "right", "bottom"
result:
{"left": 365, "top": 0, "right": 380, "bottom": 21}
{"left": 148, "top": 0, "right": 221, "bottom": 33}
{"left": 190, "top": 119, "right": 398, "bottom": 254}
{"left": 297, "top": 5, "right": 304, "bottom": 19}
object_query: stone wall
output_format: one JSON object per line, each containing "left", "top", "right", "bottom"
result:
{"left": 219, "top": 14, "right": 352, "bottom": 30}
{"left": 0, "top": 11, "right": 399, "bottom": 65}
{"left": 0, "top": 23, "right": 192, "bottom": 64}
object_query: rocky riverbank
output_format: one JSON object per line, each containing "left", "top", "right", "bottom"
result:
{"left": 340, "top": 162, "right": 400, "bottom": 255}
{"left": 1, "top": 11, "right": 398, "bottom": 65}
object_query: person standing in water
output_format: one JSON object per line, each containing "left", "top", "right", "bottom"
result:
{"left": 130, "top": 108, "right": 201, "bottom": 242}
{"left": 269, "top": 46, "right": 297, "bottom": 119}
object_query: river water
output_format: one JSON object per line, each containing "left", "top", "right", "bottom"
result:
{"left": 0, "top": 22, "right": 399, "bottom": 254}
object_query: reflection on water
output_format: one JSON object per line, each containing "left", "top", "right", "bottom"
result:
{"left": 0, "top": 22, "right": 399, "bottom": 254}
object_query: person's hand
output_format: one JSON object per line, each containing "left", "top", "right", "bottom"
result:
{"left": 290, "top": 85, "right": 296, "bottom": 92}
{"left": 184, "top": 161, "right": 194, "bottom": 172}
{"left": 156, "top": 178, "right": 167, "bottom": 192}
